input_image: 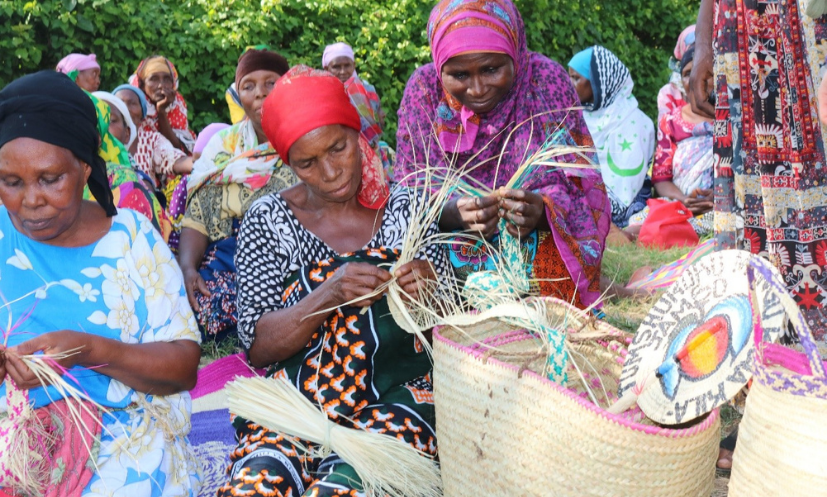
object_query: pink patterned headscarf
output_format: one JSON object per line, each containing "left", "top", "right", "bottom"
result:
{"left": 674, "top": 25, "right": 696, "bottom": 60}
{"left": 56, "top": 53, "right": 100, "bottom": 74}
{"left": 426, "top": 0, "right": 524, "bottom": 153}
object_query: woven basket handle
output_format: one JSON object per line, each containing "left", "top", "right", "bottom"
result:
{"left": 747, "top": 260, "right": 825, "bottom": 378}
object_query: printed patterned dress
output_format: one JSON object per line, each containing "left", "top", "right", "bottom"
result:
{"left": 219, "top": 187, "right": 449, "bottom": 497}
{"left": 713, "top": 0, "right": 827, "bottom": 337}
{"left": 0, "top": 208, "right": 201, "bottom": 496}
{"left": 183, "top": 119, "right": 297, "bottom": 341}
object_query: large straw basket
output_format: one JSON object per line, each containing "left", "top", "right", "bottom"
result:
{"left": 728, "top": 259, "right": 827, "bottom": 496}
{"left": 433, "top": 297, "right": 719, "bottom": 497}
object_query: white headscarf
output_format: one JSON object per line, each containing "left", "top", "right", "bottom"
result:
{"left": 322, "top": 42, "right": 355, "bottom": 68}
{"left": 92, "top": 91, "right": 137, "bottom": 149}
{"left": 582, "top": 47, "right": 654, "bottom": 211}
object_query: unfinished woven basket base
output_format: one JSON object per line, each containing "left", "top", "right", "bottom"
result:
{"left": 728, "top": 370, "right": 827, "bottom": 496}
{"left": 434, "top": 307, "right": 719, "bottom": 497}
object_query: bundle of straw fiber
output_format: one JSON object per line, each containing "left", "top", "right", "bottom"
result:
{"left": 728, "top": 258, "right": 827, "bottom": 496}
{"left": 226, "top": 376, "right": 442, "bottom": 497}
{"left": 433, "top": 297, "right": 719, "bottom": 496}
{"left": 0, "top": 377, "right": 53, "bottom": 496}
{"left": 0, "top": 350, "right": 107, "bottom": 496}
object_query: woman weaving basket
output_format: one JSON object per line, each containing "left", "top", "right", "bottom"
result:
{"left": 217, "top": 66, "right": 449, "bottom": 497}
{"left": 0, "top": 71, "right": 201, "bottom": 496}
{"left": 393, "top": 0, "right": 610, "bottom": 309}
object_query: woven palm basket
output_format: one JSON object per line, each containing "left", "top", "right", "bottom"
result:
{"left": 433, "top": 297, "right": 719, "bottom": 496}
{"left": 728, "top": 260, "right": 827, "bottom": 496}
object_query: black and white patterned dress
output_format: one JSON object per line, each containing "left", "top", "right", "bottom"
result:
{"left": 222, "top": 186, "right": 450, "bottom": 497}
{"left": 234, "top": 185, "right": 451, "bottom": 350}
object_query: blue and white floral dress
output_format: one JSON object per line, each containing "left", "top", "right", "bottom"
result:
{"left": 0, "top": 207, "right": 201, "bottom": 496}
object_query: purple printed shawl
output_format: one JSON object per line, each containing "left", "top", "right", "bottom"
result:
{"left": 393, "top": 0, "right": 610, "bottom": 307}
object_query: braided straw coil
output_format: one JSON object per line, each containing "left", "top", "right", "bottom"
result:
{"left": 433, "top": 297, "right": 719, "bottom": 496}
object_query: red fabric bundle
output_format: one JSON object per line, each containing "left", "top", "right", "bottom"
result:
{"left": 638, "top": 198, "right": 699, "bottom": 249}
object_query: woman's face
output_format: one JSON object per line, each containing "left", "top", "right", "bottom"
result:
{"left": 115, "top": 89, "right": 144, "bottom": 127}
{"left": 75, "top": 68, "right": 101, "bottom": 92}
{"left": 681, "top": 60, "right": 694, "bottom": 97}
{"left": 288, "top": 125, "right": 361, "bottom": 204}
{"left": 326, "top": 56, "right": 355, "bottom": 84}
{"left": 568, "top": 67, "right": 593, "bottom": 105}
{"left": 239, "top": 69, "right": 281, "bottom": 128}
{"left": 143, "top": 71, "right": 174, "bottom": 104}
{"left": 440, "top": 53, "right": 515, "bottom": 115}
{"left": 108, "top": 105, "right": 130, "bottom": 145}
{"left": 0, "top": 138, "right": 91, "bottom": 244}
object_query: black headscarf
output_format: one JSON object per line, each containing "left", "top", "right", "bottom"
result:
{"left": 0, "top": 71, "right": 116, "bottom": 216}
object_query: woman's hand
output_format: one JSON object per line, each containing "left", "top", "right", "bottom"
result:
{"left": 440, "top": 195, "right": 500, "bottom": 239}
{"left": 497, "top": 188, "right": 547, "bottom": 238}
{"left": 689, "top": 0, "right": 715, "bottom": 119}
{"left": 683, "top": 188, "right": 713, "bottom": 216}
{"left": 325, "top": 262, "right": 392, "bottom": 308}
{"left": 4, "top": 331, "right": 93, "bottom": 390}
{"left": 183, "top": 267, "right": 210, "bottom": 312}
{"left": 456, "top": 195, "right": 500, "bottom": 238}
{"left": 0, "top": 346, "right": 6, "bottom": 384}
{"left": 156, "top": 87, "right": 176, "bottom": 112}
{"left": 394, "top": 260, "right": 438, "bottom": 302}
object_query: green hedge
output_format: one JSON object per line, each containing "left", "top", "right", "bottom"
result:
{"left": 1, "top": 0, "right": 696, "bottom": 145}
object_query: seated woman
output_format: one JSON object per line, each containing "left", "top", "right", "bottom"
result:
{"left": 568, "top": 46, "right": 655, "bottom": 229}
{"left": 628, "top": 45, "right": 714, "bottom": 235}
{"left": 657, "top": 25, "right": 696, "bottom": 120}
{"left": 56, "top": 53, "right": 100, "bottom": 92}
{"left": 0, "top": 70, "right": 200, "bottom": 496}
{"left": 93, "top": 91, "right": 137, "bottom": 151}
{"left": 394, "top": 0, "right": 610, "bottom": 309}
{"left": 323, "top": 42, "right": 386, "bottom": 146}
{"left": 85, "top": 90, "right": 173, "bottom": 241}
{"left": 112, "top": 84, "right": 192, "bottom": 190}
{"left": 179, "top": 48, "right": 296, "bottom": 342}
{"left": 130, "top": 56, "right": 197, "bottom": 154}
{"left": 219, "top": 65, "right": 444, "bottom": 497}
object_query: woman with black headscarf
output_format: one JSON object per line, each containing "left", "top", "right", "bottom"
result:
{"left": 0, "top": 71, "right": 201, "bottom": 496}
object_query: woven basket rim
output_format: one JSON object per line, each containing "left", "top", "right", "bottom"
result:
{"left": 434, "top": 326, "right": 720, "bottom": 437}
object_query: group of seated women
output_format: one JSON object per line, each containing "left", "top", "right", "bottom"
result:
{"left": 0, "top": 0, "right": 698, "bottom": 495}
{"left": 566, "top": 25, "right": 713, "bottom": 238}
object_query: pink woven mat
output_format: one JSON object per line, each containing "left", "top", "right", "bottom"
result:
{"left": 192, "top": 353, "right": 262, "bottom": 399}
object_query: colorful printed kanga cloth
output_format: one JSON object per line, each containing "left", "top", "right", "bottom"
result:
{"left": 713, "top": 0, "right": 827, "bottom": 338}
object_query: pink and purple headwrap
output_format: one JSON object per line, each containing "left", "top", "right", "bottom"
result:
{"left": 56, "top": 53, "right": 100, "bottom": 74}
{"left": 428, "top": 0, "right": 520, "bottom": 77}
{"left": 322, "top": 42, "right": 355, "bottom": 69}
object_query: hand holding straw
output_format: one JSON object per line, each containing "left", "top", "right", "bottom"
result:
{"left": 226, "top": 376, "right": 442, "bottom": 497}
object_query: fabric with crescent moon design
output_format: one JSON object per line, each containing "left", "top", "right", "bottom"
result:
{"left": 585, "top": 82, "right": 654, "bottom": 211}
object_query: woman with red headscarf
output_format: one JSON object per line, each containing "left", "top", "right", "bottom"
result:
{"left": 218, "top": 66, "right": 448, "bottom": 497}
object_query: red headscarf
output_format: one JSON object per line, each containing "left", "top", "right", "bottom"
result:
{"left": 262, "top": 65, "right": 389, "bottom": 209}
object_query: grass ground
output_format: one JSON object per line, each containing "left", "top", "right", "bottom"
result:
{"left": 600, "top": 243, "right": 691, "bottom": 333}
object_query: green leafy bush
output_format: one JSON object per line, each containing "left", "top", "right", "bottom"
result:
{"left": 1, "top": 0, "right": 696, "bottom": 145}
